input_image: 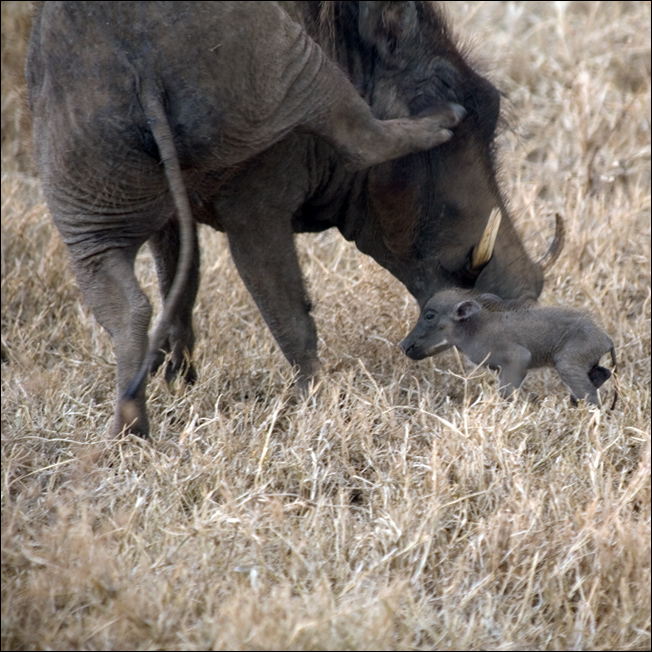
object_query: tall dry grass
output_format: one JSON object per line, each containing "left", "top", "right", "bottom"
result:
{"left": 1, "top": 2, "right": 650, "bottom": 650}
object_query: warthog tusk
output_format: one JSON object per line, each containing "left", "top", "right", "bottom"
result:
{"left": 472, "top": 206, "right": 502, "bottom": 269}
{"left": 426, "top": 339, "right": 449, "bottom": 356}
{"left": 538, "top": 213, "right": 565, "bottom": 271}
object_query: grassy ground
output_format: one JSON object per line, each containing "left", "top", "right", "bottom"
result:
{"left": 1, "top": 2, "right": 650, "bottom": 650}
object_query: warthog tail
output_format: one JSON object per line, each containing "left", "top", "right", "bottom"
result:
{"left": 609, "top": 345, "right": 619, "bottom": 410}
{"left": 119, "top": 88, "right": 195, "bottom": 415}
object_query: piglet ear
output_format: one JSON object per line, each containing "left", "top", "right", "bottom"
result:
{"left": 478, "top": 293, "right": 504, "bottom": 309}
{"left": 454, "top": 300, "right": 481, "bottom": 321}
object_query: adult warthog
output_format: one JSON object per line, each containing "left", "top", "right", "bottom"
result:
{"left": 26, "top": 1, "right": 562, "bottom": 436}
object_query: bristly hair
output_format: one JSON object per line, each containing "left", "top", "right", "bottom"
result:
{"left": 310, "top": 2, "right": 519, "bottom": 259}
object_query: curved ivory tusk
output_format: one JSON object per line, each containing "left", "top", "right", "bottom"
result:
{"left": 472, "top": 206, "right": 502, "bottom": 269}
{"left": 538, "top": 213, "right": 565, "bottom": 271}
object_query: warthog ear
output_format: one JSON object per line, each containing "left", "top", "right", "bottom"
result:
{"left": 454, "top": 300, "right": 481, "bottom": 321}
{"left": 358, "top": 1, "right": 419, "bottom": 56}
{"left": 368, "top": 158, "right": 421, "bottom": 257}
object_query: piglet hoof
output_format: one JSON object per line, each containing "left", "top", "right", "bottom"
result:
{"left": 293, "top": 359, "right": 321, "bottom": 400}
{"left": 294, "top": 375, "right": 317, "bottom": 400}
{"left": 498, "top": 388, "right": 516, "bottom": 403}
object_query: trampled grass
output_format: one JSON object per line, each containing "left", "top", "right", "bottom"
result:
{"left": 2, "top": 2, "right": 650, "bottom": 650}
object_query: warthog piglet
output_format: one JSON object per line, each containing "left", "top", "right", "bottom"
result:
{"left": 399, "top": 289, "right": 616, "bottom": 406}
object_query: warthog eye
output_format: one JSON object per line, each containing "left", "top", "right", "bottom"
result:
{"left": 424, "top": 310, "right": 436, "bottom": 321}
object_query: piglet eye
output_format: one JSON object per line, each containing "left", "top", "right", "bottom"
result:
{"left": 424, "top": 310, "right": 436, "bottom": 321}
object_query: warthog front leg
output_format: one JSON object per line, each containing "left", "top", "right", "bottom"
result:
{"left": 494, "top": 346, "right": 531, "bottom": 399}
{"left": 316, "top": 101, "right": 466, "bottom": 172}
{"left": 225, "top": 217, "right": 320, "bottom": 388}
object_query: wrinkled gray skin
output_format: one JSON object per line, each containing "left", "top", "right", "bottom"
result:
{"left": 399, "top": 290, "right": 617, "bottom": 406}
{"left": 26, "top": 1, "right": 558, "bottom": 436}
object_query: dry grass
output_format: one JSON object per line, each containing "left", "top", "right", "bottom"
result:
{"left": 2, "top": 2, "right": 650, "bottom": 650}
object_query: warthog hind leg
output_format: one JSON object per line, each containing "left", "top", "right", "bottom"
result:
{"left": 71, "top": 245, "right": 152, "bottom": 436}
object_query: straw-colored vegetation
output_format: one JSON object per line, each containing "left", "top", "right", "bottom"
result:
{"left": 2, "top": 2, "right": 650, "bottom": 649}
